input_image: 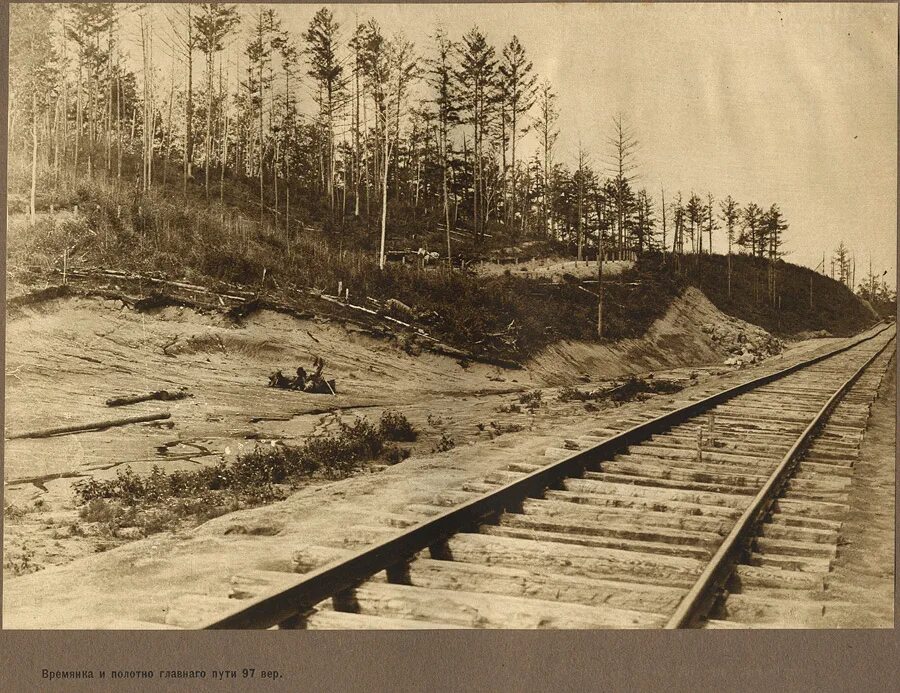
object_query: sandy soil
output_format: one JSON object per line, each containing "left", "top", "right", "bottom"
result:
{"left": 2, "top": 286, "right": 855, "bottom": 628}
{"left": 528, "top": 287, "right": 734, "bottom": 385}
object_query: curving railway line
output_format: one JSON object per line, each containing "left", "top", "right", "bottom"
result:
{"left": 195, "top": 323, "right": 894, "bottom": 630}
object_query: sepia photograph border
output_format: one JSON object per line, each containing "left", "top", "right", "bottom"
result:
{"left": 0, "top": 1, "right": 897, "bottom": 690}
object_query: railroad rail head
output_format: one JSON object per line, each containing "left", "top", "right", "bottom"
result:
{"left": 201, "top": 322, "right": 892, "bottom": 629}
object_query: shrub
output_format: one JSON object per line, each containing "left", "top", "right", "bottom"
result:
{"left": 432, "top": 433, "right": 456, "bottom": 453}
{"left": 558, "top": 386, "right": 590, "bottom": 402}
{"left": 382, "top": 445, "right": 412, "bottom": 465}
{"left": 519, "top": 390, "right": 543, "bottom": 409}
{"left": 379, "top": 411, "right": 418, "bottom": 442}
{"left": 70, "top": 417, "right": 392, "bottom": 533}
{"left": 4, "top": 547, "right": 42, "bottom": 577}
{"left": 79, "top": 499, "right": 125, "bottom": 524}
{"left": 3, "top": 503, "right": 26, "bottom": 521}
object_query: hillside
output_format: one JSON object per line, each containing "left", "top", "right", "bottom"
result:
{"left": 665, "top": 253, "right": 878, "bottom": 337}
{"left": 6, "top": 148, "right": 878, "bottom": 364}
{"left": 6, "top": 175, "right": 685, "bottom": 364}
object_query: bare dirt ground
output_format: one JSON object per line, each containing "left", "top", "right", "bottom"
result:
{"left": 818, "top": 352, "right": 895, "bottom": 627}
{"left": 2, "top": 286, "right": 854, "bottom": 628}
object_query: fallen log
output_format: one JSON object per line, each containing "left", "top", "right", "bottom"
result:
{"left": 225, "top": 297, "right": 315, "bottom": 323}
{"left": 67, "top": 268, "right": 253, "bottom": 300}
{"left": 106, "top": 390, "right": 190, "bottom": 407}
{"left": 7, "top": 412, "right": 172, "bottom": 440}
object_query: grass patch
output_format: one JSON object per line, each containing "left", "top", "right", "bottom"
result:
{"left": 72, "top": 416, "right": 404, "bottom": 536}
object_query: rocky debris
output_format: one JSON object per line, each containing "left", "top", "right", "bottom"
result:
{"left": 702, "top": 319, "right": 784, "bottom": 367}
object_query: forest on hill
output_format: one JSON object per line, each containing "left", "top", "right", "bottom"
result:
{"left": 7, "top": 3, "right": 887, "bottom": 359}
{"left": 10, "top": 3, "right": 797, "bottom": 262}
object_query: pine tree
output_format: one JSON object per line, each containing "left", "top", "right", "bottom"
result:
{"left": 10, "top": 3, "right": 57, "bottom": 224}
{"left": 303, "top": 8, "right": 345, "bottom": 214}
{"left": 719, "top": 195, "right": 740, "bottom": 299}
{"left": 456, "top": 27, "right": 498, "bottom": 243}
{"left": 534, "top": 79, "right": 559, "bottom": 239}
{"left": 606, "top": 114, "right": 637, "bottom": 256}
{"left": 195, "top": 3, "right": 240, "bottom": 200}
{"left": 427, "top": 27, "right": 461, "bottom": 267}
{"left": 499, "top": 36, "right": 537, "bottom": 232}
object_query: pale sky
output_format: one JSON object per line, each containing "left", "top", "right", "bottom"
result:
{"left": 140, "top": 3, "right": 899, "bottom": 283}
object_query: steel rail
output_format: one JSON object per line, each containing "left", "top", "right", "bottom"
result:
{"left": 202, "top": 322, "right": 892, "bottom": 629}
{"left": 665, "top": 329, "right": 896, "bottom": 628}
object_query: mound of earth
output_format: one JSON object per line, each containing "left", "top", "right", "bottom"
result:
{"left": 525, "top": 287, "right": 769, "bottom": 385}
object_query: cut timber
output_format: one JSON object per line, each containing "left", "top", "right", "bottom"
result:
{"left": 766, "top": 512, "right": 842, "bottom": 532}
{"left": 306, "top": 609, "right": 464, "bottom": 629}
{"left": 746, "top": 552, "right": 832, "bottom": 573}
{"left": 443, "top": 532, "right": 703, "bottom": 588}
{"left": 6, "top": 411, "right": 171, "bottom": 440}
{"left": 717, "top": 593, "right": 855, "bottom": 625}
{"left": 481, "top": 524, "right": 713, "bottom": 560}
{"left": 563, "top": 477, "right": 752, "bottom": 507}
{"left": 731, "top": 564, "right": 825, "bottom": 591}
{"left": 520, "top": 498, "right": 732, "bottom": 534}
{"left": 599, "top": 459, "right": 770, "bottom": 488}
{"left": 753, "top": 536, "right": 837, "bottom": 559}
{"left": 542, "top": 489, "right": 743, "bottom": 519}
{"left": 402, "top": 558, "right": 686, "bottom": 614}
{"left": 497, "top": 511, "right": 723, "bottom": 547}
{"left": 581, "top": 471, "right": 758, "bottom": 497}
{"left": 628, "top": 444, "right": 780, "bottom": 465}
{"left": 772, "top": 498, "right": 850, "bottom": 521}
{"left": 759, "top": 523, "right": 838, "bottom": 545}
{"left": 344, "top": 582, "right": 663, "bottom": 629}
{"left": 106, "top": 389, "right": 190, "bottom": 407}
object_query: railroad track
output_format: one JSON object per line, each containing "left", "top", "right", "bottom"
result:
{"left": 702, "top": 339, "right": 895, "bottom": 628}
{"left": 194, "top": 323, "right": 894, "bottom": 630}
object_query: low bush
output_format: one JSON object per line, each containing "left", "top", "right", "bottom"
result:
{"left": 3, "top": 503, "right": 26, "bottom": 521}
{"left": 519, "top": 390, "right": 543, "bottom": 410}
{"left": 382, "top": 445, "right": 412, "bottom": 465}
{"left": 432, "top": 433, "right": 456, "bottom": 453}
{"left": 71, "top": 416, "right": 396, "bottom": 535}
{"left": 379, "top": 411, "right": 418, "bottom": 442}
